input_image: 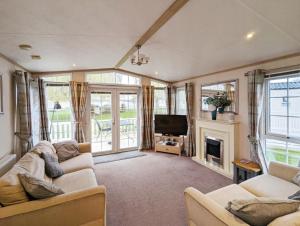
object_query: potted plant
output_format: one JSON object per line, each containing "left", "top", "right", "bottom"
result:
{"left": 204, "top": 93, "right": 232, "bottom": 120}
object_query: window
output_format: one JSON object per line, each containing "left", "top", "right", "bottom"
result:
{"left": 176, "top": 87, "right": 187, "bottom": 115}
{"left": 43, "top": 74, "right": 71, "bottom": 83}
{"left": 151, "top": 80, "right": 167, "bottom": 88}
{"left": 151, "top": 81, "right": 168, "bottom": 115}
{"left": 44, "top": 75, "right": 73, "bottom": 142}
{"left": 86, "top": 71, "right": 140, "bottom": 85}
{"left": 265, "top": 71, "right": 300, "bottom": 166}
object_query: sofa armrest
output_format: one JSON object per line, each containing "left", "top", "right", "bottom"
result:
{"left": 0, "top": 186, "right": 106, "bottom": 226}
{"left": 269, "top": 161, "right": 299, "bottom": 183}
{"left": 184, "top": 187, "right": 249, "bottom": 226}
{"left": 79, "top": 142, "right": 92, "bottom": 153}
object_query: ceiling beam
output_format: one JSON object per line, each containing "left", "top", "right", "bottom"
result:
{"left": 115, "top": 0, "right": 189, "bottom": 68}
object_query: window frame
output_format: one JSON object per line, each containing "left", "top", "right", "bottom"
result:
{"left": 264, "top": 70, "right": 300, "bottom": 166}
{"left": 45, "top": 79, "right": 73, "bottom": 142}
{"left": 86, "top": 70, "right": 141, "bottom": 86}
{"left": 175, "top": 86, "right": 187, "bottom": 115}
{"left": 265, "top": 72, "right": 300, "bottom": 144}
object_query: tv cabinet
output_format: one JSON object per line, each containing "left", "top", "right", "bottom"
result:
{"left": 154, "top": 134, "right": 184, "bottom": 156}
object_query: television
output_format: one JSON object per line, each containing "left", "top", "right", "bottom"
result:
{"left": 155, "top": 115, "right": 188, "bottom": 136}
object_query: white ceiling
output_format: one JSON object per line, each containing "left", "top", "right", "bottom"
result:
{"left": 0, "top": 0, "right": 300, "bottom": 81}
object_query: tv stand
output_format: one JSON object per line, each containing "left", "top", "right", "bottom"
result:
{"left": 154, "top": 134, "right": 184, "bottom": 156}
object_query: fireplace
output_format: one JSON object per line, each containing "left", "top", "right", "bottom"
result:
{"left": 204, "top": 136, "right": 224, "bottom": 168}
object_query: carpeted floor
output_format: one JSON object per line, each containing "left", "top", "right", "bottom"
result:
{"left": 94, "top": 152, "right": 232, "bottom": 226}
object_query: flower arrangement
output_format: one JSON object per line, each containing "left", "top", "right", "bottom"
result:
{"left": 204, "top": 92, "right": 232, "bottom": 114}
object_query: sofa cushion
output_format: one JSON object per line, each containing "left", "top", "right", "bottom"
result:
{"left": 18, "top": 172, "right": 64, "bottom": 199}
{"left": 59, "top": 153, "right": 94, "bottom": 174}
{"left": 0, "top": 152, "right": 45, "bottom": 206}
{"left": 53, "top": 168, "right": 97, "bottom": 193}
{"left": 240, "top": 174, "right": 300, "bottom": 198}
{"left": 268, "top": 210, "right": 300, "bottom": 226}
{"left": 53, "top": 140, "right": 80, "bottom": 162}
{"left": 206, "top": 184, "right": 256, "bottom": 208}
{"left": 41, "top": 152, "right": 64, "bottom": 178}
{"left": 226, "top": 197, "right": 300, "bottom": 226}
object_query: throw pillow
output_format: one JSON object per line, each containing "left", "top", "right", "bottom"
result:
{"left": 18, "top": 173, "right": 64, "bottom": 199}
{"left": 53, "top": 140, "right": 80, "bottom": 162}
{"left": 289, "top": 190, "right": 300, "bottom": 201}
{"left": 292, "top": 171, "right": 300, "bottom": 186}
{"left": 41, "top": 152, "right": 64, "bottom": 178}
{"left": 226, "top": 198, "right": 300, "bottom": 226}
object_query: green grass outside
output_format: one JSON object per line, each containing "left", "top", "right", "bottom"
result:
{"left": 48, "top": 110, "right": 137, "bottom": 121}
{"left": 266, "top": 147, "right": 300, "bottom": 166}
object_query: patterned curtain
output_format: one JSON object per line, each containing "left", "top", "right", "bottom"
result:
{"left": 70, "top": 81, "right": 88, "bottom": 143}
{"left": 140, "top": 85, "right": 155, "bottom": 150}
{"left": 246, "top": 69, "right": 268, "bottom": 173}
{"left": 185, "top": 83, "right": 195, "bottom": 157}
{"left": 225, "top": 83, "right": 235, "bottom": 112}
{"left": 38, "top": 79, "right": 50, "bottom": 141}
{"left": 166, "top": 86, "right": 176, "bottom": 115}
{"left": 14, "top": 70, "right": 33, "bottom": 158}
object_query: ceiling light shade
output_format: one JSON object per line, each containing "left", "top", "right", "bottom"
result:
{"left": 19, "top": 44, "right": 32, "bottom": 50}
{"left": 131, "top": 45, "right": 150, "bottom": 66}
{"left": 246, "top": 31, "right": 255, "bottom": 40}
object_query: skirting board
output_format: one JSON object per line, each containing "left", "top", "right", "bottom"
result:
{"left": 0, "top": 154, "right": 16, "bottom": 176}
{"left": 192, "top": 157, "right": 233, "bottom": 179}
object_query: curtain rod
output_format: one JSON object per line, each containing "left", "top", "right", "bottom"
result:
{"left": 265, "top": 64, "right": 300, "bottom": 76}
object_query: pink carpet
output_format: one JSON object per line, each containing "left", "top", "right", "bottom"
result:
{"left": 94, "top": 152, "right": 232, "bottom": 226}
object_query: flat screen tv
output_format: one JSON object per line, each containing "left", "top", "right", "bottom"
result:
{"left": 155, "top": 115, "right": 188, "bottom": 136}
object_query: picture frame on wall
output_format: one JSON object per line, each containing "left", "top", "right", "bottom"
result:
{"left": 0, "top": 74, "right": 3, "bottom": 114}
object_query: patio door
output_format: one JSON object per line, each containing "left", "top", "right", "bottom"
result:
{"left": 88, "top": 88, "right": 139, "bottom": 155}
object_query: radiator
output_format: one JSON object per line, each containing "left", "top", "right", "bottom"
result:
{"left": 0, "top": 154, "right": 16, "bottom": 176}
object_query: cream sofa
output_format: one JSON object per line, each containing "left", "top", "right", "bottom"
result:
{"left": 185, "top": 161, "right": 300, "bottom": 226}
{"left": 0, "top": 142, "right": 106, "bottom": 226}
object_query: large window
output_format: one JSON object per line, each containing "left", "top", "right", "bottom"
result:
{"left": 265, "top": 71, "right": 300, "bottom": 166}
{"left": 176, "top": 87, "right": 187, "bottom": 115}
{"left": 151, "top": 80, "right": 168, "bottom": 115}
{"left": 86, "top": 71, "right": 140, "bottom": 85}
{"left": 44, "top": 74, "right": 73, "bottom": 142}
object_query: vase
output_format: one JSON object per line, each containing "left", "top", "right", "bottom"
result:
{"left": 211, "top": 110, "right": 217, "bottom": 120}
{"left": 218, "top": 107, "right": 225, "bottom": 113}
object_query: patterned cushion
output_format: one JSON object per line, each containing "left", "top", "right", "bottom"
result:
{"left": 18, "top": 173, "right": 64, "bottom": 199}
{"left": 41, "top": 152, "right": 64, "bottom": 178}
{"left": 289, "top": 190, "right": 300, "bottom": 200}
{"left": 226, "top": 198, "right": 300, "bottom": 226}
{"left": 53, "top": 140, "right": 80, "bottom": 162}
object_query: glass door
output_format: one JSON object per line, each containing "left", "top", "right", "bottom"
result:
{"left": 90, "top": 91, "right": 115, "bottom": 154}
{"left": 89, "top": 88, "right": 139, "bottom": 155}
{"left": 118, "top": 92, "right": 139, "bottom": 150}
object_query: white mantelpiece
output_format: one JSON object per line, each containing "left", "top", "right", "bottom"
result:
{"left": 193, "top": 118, "right": 239, "bottom": 178}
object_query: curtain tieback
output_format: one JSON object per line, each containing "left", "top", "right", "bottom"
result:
{"left": 248, "top": 135, "right": 258, "bottom": 144}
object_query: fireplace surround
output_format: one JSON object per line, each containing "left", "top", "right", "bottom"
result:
{"left": 193, "top": 118, "right": 239, "bottom": 178}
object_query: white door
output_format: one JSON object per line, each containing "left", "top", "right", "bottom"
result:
{"left": 88, "top": 87, "right": 139, "bottom": 155}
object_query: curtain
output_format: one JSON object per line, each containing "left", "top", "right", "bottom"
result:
{"left": 14, "top": 70, "right": 33, "bottom": 158}
{"left": 185, "top": 83, "right": 195, "bottom": 157}
{"left": 166, "top": 86, "right": 176, "bottom": 115}
{"left": 38, "top": 79, "right": 50, "bottom": 141}
{"left": 246, "top": 69, "right": 268, "bottom": 173}
{"left": 70, "top": 81, "right": 88, "bottom": 143}
{"left": 140, "top": 85, "right": 155, "bottom": 150}
{"left": 225, "top": 83, "right": 235, "bottom": 112}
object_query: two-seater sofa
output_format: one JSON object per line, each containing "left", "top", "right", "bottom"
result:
{"left": 185, "top": 161, "right": 300, "bottom": 226}
{"left": 0, "top": 141, "right": 106, "bottom": 226}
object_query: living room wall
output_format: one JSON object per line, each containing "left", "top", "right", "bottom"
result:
{"left": 0, "top": 55, "right": 26, "bottom": 159}
{"left": 172, "top": 54, "right": 300, "bottom": 160}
